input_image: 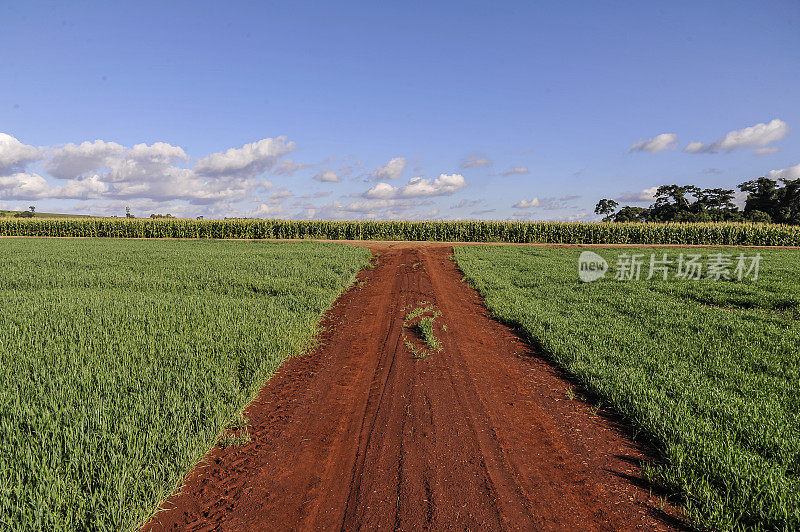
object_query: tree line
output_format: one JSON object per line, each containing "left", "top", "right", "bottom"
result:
{"left": 595, "top": 177, "right": 800, "bottom": 224}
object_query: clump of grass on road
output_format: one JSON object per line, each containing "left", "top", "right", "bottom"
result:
{"left": 403, "top": 305, "right": 443, "bottom": 359}
{"left": 0, "top": 238, "right": 370, "bottom": 531}
{"left": 455, "top": 245, "right": 800, "bottom": 531}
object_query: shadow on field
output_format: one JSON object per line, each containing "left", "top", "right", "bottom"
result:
{"left": 485, "top": 318, "right": 693, "bottom": 531}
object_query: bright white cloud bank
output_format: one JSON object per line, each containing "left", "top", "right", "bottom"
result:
{"left": 685, "top": 119, "right": 788, "bottom": 154}
{"left": 0, "top": 134, "right": 296, "bottom": 205}
{"left": 0, "top": 132, "right": 475, "bottom": 220}
{"left": 363, "top": 173, "right": 467, "bottom": 199}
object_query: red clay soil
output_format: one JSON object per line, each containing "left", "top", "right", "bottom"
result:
{"left": 143, "top": 245, "right": 687, "bottom": 531}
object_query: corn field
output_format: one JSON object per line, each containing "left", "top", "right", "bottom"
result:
{"left": 1, "top": 218, "right": 799, "bottom": 246}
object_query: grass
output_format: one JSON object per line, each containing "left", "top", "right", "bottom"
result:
{"left": 454, "top": 245, "right": 800, "bottom": 531}
{"left": 0, "top": 238, "right": 370, "bottom": 531}
{"left": 403, "top": 305, "right": 443, "bottom": 359}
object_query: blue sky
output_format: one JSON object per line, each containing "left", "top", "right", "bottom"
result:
{"left": 1, "top": 1, "right": 799, "bottom": 220}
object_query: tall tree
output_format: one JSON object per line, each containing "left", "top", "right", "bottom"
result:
{"left": 776, "top": 178, "right": 800, "bottom": 224}
{"left": 738, "top": 177, "right": 779, "bottom": 218}
{"left": 594, "top": 199, "right": 618, "bottom": 221}
{"left": 695, "top": 188, "right": 736, "bottom": 211}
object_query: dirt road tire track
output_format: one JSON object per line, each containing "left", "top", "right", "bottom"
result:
{"left": 144, "top": 245, "right": 685, "bottom": 531}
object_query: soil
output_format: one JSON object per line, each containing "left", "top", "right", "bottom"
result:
{"left": 143, "top": 244, "right": 688, "bottom": 531}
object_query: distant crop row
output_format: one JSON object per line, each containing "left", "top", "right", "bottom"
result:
{"left": 2, "top": 218, "right": 800, "bottom": 245}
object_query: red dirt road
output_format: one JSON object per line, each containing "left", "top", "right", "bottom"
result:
{"left": 144, "top": 245, "right": 685, "bottom": 531}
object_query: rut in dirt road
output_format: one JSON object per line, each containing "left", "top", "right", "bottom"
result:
{"left": 144, "top": 245, "right": 685, "bottom": 531}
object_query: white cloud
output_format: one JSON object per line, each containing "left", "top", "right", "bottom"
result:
{"left": 363, "top": 173, "right": 467, "bottom": 199}
{"left": 128, "top": 142, "right": 188, "bottom": 164}
{"left": 253, "top": 203, "right": 285, "bottom": 217}
{"left": 460, "top": 156, "right": 491, "bottom": 168}
{"left": 0, "top": 172, "right": 107, "bottom": 200}
{"left": 685, "top": 119, "right": 789, "bottom": 154}
{"left": 314, "top": 169, "right": 340, "bottom": 182}
{"left": 194, "top": 137, "right": 295, "bottom": 177}
{"left": 498, "top": 166, "right": 530, "bottom": 176}
{"left": 629, "top": 133, "right": 679, "bottom": 154}
{"left": 767, "top": 163, "right": 800, "bottom": 181}
{"left": 754, "top": 147, "right": 780, "bottom": 156}
{"left": 513, "top": 198, "right": 539, "bottom": 208}
{"left": 51, "top": 175, "right": 107, "bottom": 199}
{"left": 0, "top": 173, "right": 51, "bottom": 199}
{"left": 684, "top": 142, "right": 706, "bottom": 154}
{"left": 46, "top": 140, "right": 125, "bottom": 178}
{"left": 1, "top": 136, "right": 290, "bottom": 206}
{"left": 617, "top": 186, "right": 658, "bottom": 203}
{"left": 273, "top": 158, "right": 312, "bottom": 176}
{"left": 0, "top": 133, "right": 42, "bottom": 174}
{"left": 371, "top": 157, "right": 407, "bottom": 180}
{"left": 98, "top": 141, "right": 272, "bottom": 204}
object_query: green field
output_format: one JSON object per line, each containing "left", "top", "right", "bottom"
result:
{"left": 0, "top": 239, "right": 370, "bottom": 530}
{"left": 454, "top": 246, "right": 800, "bottom": 530}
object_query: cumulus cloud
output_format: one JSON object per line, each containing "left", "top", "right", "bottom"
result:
{"left": 0, "top": 173, "right": 51, "bottom": 199}
{"left": 313, "top": 169, "right": 340, "bottom": 182}
{"left": 685, "top": 119, "right": 788, "bottom": 154}
{"left": 46, "top": 140, "right": 125, "bottom": 178}
{"left": 498, "top": 166, "right": 530, "bottom": 177}
{"left": 513, "top": 198, "right": 539, "bottom": 209}
{"left": 371, "top": 157, "right": 407, "bottom": 180}
{"left": 460, "top": 156, "right": 491, "bottom": 168}
{"left": 95, "top": 142, "right": 256, "bottom": 204}
{"left": 194, "top": 137, "right": 295, "bottom": 177}
{"left": 767, "top": 163, "right": 800, "bottom": 181}
{"left": 629, "top": 133, "right": 679, "bottom": 154}
{"left": 0, "top": 136, "right": 292, "bottom": 206}
{"left": 0, "top": 172, "right": 106, "bottom": 200}
{"left": 0, "top": 133, "right": 42, "bottom": 174}
{"left": 51, "top": 175, "right": 107, "bottom": 199}
{"left": 363, "top": 173, "right": 467, "bottom": 199}
{"left": 617, "top": 186, "right": 658, "bottom": 203}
